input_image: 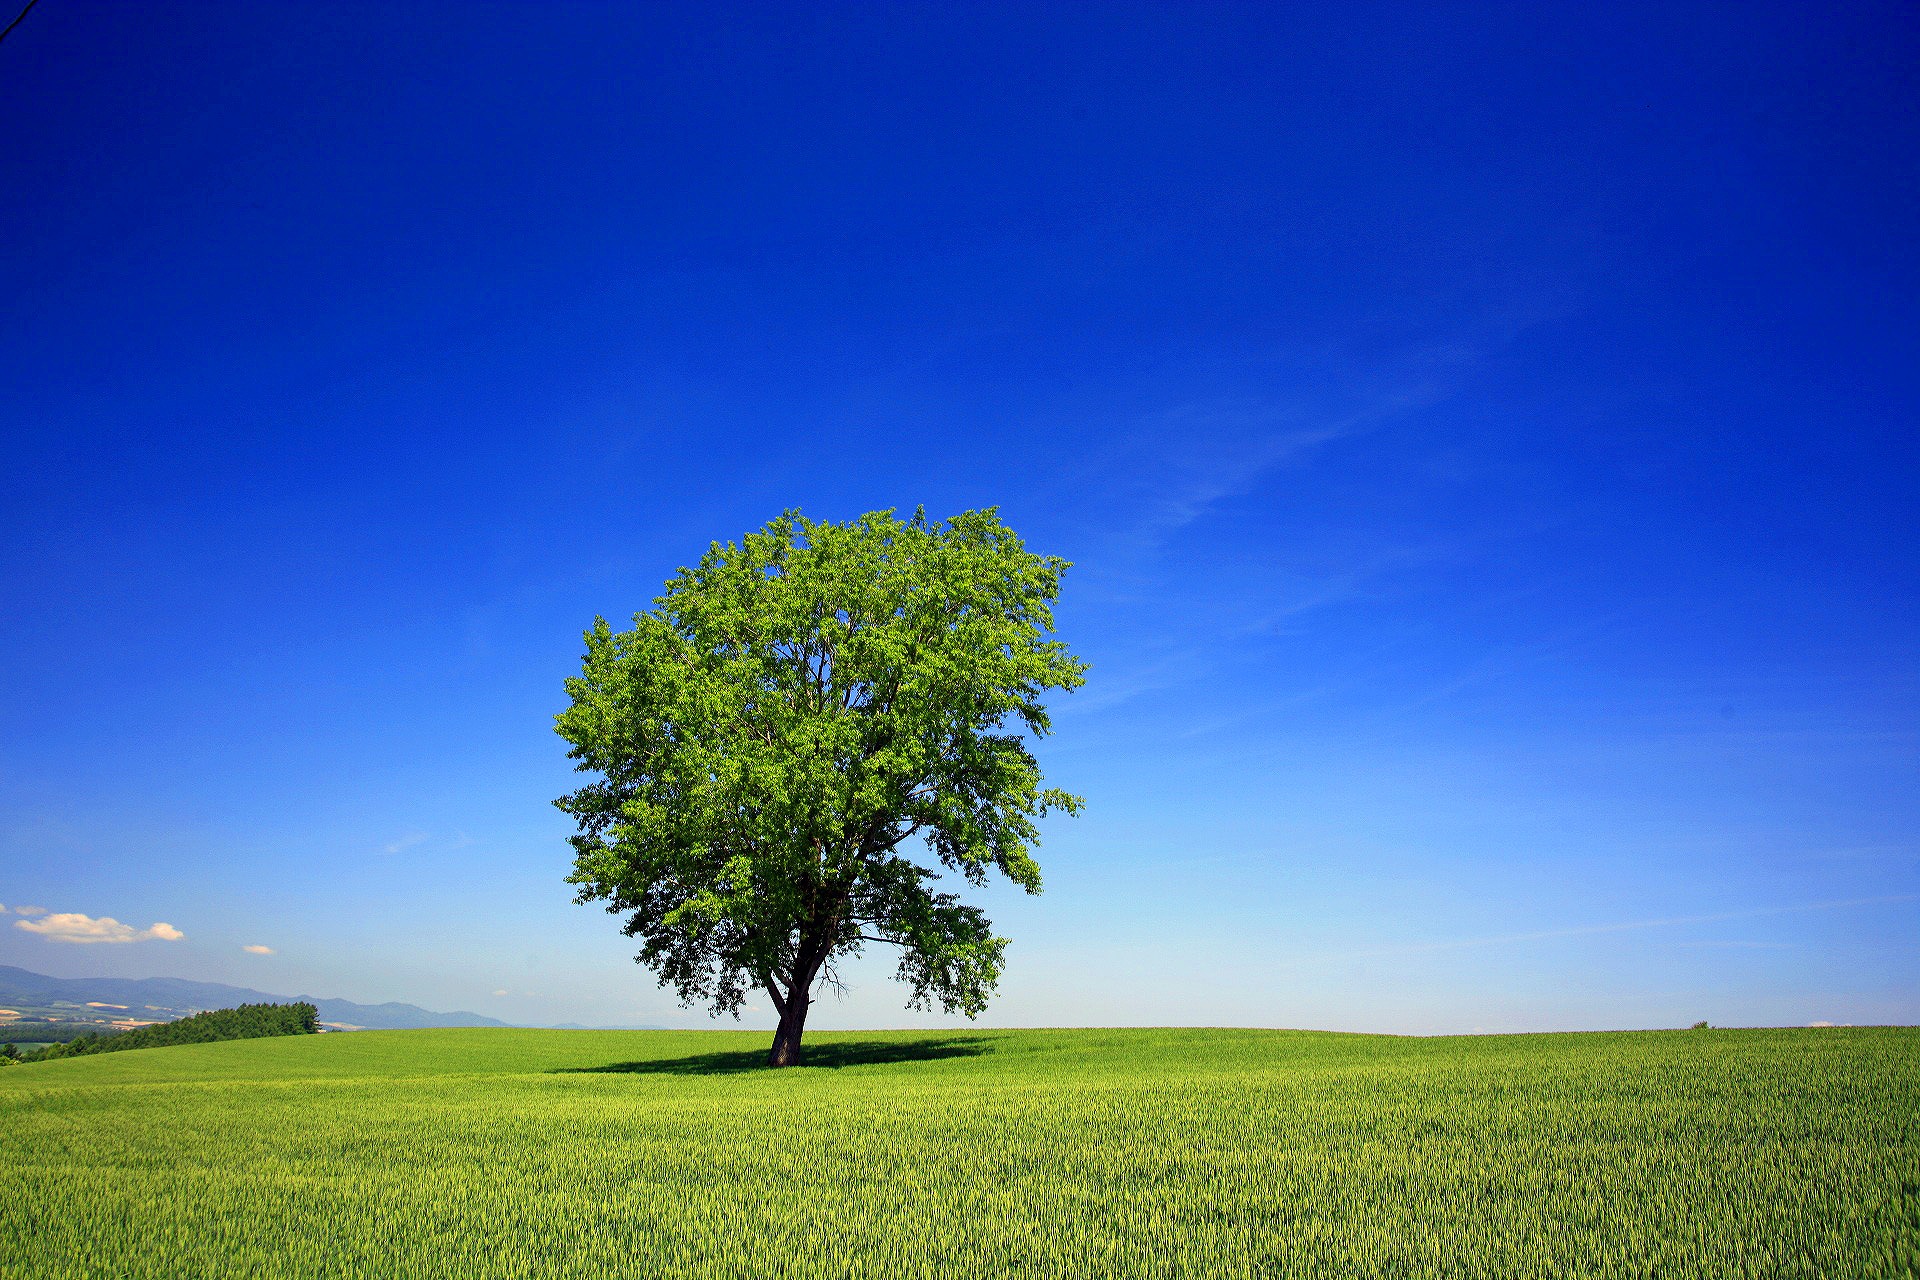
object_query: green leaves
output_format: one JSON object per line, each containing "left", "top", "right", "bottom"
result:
{"left": 555, "top": 508, "right": 1086, "bottom": 1041}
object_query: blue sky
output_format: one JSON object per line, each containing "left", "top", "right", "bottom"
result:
{"left": 1, "top": 1, "right": 1914, "bottom": 1033}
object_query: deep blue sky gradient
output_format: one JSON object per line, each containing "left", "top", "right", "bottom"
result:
{"left": 2, "top": 1, "right": 1914, "bottom": 1030}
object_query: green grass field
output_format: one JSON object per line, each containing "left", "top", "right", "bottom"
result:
{"left": 1, "top": 1025, "right": 1913, "bottom": 1278}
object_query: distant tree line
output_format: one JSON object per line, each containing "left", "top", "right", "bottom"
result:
{"left": 0, "top": 1002, "right": 318, "bottom": 1064}
{"left": 0, "top": 1021, "right": 130, "bottom": 1045}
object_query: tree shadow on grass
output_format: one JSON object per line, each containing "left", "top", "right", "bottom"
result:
{"left": 555, "top": 1036, "right": 992, "bottom": 1076}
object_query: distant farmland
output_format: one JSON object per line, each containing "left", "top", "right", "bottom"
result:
{"left": 1, "top": 1026, "right": 1913, "bottom": 1278}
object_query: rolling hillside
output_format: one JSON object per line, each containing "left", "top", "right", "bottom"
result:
{"left": 0, "top": 965, "right": 507, "bottom": 1031}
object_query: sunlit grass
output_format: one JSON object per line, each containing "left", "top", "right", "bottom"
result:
{"left": 2, "top": 1025, "right": 1913, "bottom": 1278}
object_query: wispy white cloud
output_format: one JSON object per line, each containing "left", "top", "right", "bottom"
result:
{"left": 1667, "top": 939, "right": 1794, "bottom": 951}
{"left": 11, "top": 905, "right": 48, "bottom": 916}
{"left": 241, "top": 944, "right": 275, "bottom": 955}
{"left": 14, "top": 913, "right": 185, "bottom": 944}
{"left": 1067, "top": 542, "right": 1463, "bottom": 725}
{"left": 1048, "top": 377, "right": 1472, "bottom": 724}
{"left": 491, "top": 988, "right": 508, "bottom": 997}
{"left": 1139, "top": 421, "right": 1351, "bottom": 541}
{"left": 380, "top": 829, "right": 480, "bottom": 856}
{"left": 1109, "top": 417, "right": 1364, "bottom": 558}
{"left": 1095, "top": 382, "right": 1452, "bottom": 559}
{"left": 1289, "top": 895, "right": 1918, "bottom": 967}
{"left": 1373, "top": 608, "right": 1635, "bottom": 723}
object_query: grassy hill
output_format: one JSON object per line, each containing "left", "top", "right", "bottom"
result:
{"left": 0, "top": 1026, "right": 1913, "bottom": 1278}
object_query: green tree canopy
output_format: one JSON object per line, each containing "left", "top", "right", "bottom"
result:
{"left": 555, "top": 508, "right": 1086, "bottom": 1065}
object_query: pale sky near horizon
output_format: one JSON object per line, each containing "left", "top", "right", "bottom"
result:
{"left": 2, "top": 1, "right": 1915, "bottom": 1033}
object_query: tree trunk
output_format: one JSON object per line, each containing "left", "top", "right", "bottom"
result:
{"left": 767, "top": 988, "right": 811, "bottom": 1067}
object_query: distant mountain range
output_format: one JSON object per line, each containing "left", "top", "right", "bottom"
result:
{"left": 0, "top": 965, "right": 510, "bottom": 1030}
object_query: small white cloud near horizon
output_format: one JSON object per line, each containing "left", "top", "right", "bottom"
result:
{"left": 14, "top": 913, "right": 185, "bottom": 944}
{"left": 492, "top": 988, "right": 508, "bottom": 997}
{"left": 383, "top": 830, "right": 430, "bottom": 855}
{"left": 12, "top": 905, "right": 49, "bottom": 916}
{"left": 242, "top": 944, "right": 275, "bottom": 955}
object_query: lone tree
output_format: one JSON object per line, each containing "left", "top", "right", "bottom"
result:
{"left": 555, "top": 508, "right": 1086, "bottom": 1066}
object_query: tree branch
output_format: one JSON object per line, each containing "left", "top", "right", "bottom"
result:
{"left": 878, "top": 821, "right": 924, "bottom": 851}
